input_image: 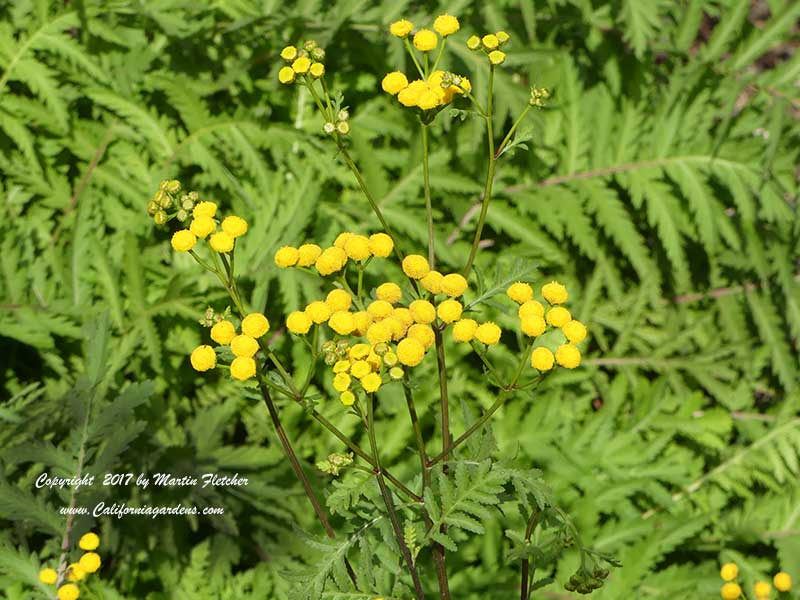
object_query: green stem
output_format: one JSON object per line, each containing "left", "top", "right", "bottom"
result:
{"left": 421, "top": 123, "right": 435, "bottom": 267}
{"left": 520, "top": 507, "right": 542, "bottom": 600}
{"left": 430, "top": 38, "right": 447, "bottom": 74}
{"left": 402, "top": 376, "right": 427, "bottom": 481}
{"left": 496, "top": 104, "right": 532, "bottom": 158}
{"left": 404, "top": 39, "right": 425, "bottom": 78}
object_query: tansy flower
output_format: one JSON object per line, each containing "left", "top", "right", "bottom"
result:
{"left": 413, "top": 29, "right": 438, "bottom": 52}
{"left": 482, "top": 34, "right": 499, "bottom": 49}
{"left": 407, "top": 323, "right": 435, "bottom": 349}
{"left": 340, "top": 390, "right": 356, "bottom": 406}
{"left": 433, "top": 14, "right": 459, "bottom": 36}
{"left": 78, "top": 552, "right": 101, "bottom": 574}
{"left": 774, "top": 572, "right": 792, "bottom": 591}
{"left": 230, "top": 335, "right": 259, "bottom": 358}
{"left": 292, "top": 56, "right": 311, "bottom": 73}
{"left": 398, "top": 80, "right": 426, "bottom": 107}
{"left": 190, "top": 216, "right": 216, "bottom": 239}
{"left": 417, "top": 88, "right": 441, "bottom": 110}
{"left": 437, "top": 299, "right": 463, "bottom": 323}
{"left": 333, "top": 360, "right": 350, "bottom": 373}
{"left": 546, "top": 306, "right": 571, "bottom": 327}
{"left": 353, "top": 311, "right": 372, "bottom": 335}
{"left": 531, "top": 347, "right": 554, "bottom": 371}
{"left": 542, "top": 281, "right": 568, "bottom": 304}
{"left": 409, "top": 300, "right": 436, "bottom": 324}
{"left": 190, "top": 345, "right": 216, "bottom": 371}
{"left": 376, "top": 282, "right": 403, "bottom": 304}
{"left": 309, "top": 62, "right": 325, "bottom": 78}
{"left": 496, "top": 31, "right": 510, "bottom": 44}
{"left": 753, "top": 581, "right": 771, "bottom": 597}
{"left": 57, "top": 584, "right": 80, "bottom": 600}
{"left": 441, "top": 273, "right": 468, "bottom": 297}
{"left": 222, "top": 216, "right": 248, "bottom": 237}
{"left": 720, "top": 564, "right": 739, "bottom": 581}
{"left": 315, "top": 247, "right": 347, "bottom": 275}
{"left": 39, "top": 568, "right": 58, "bottom": 584}
{"left": 366, "top": 321, "right": 392, "bottom": 344}
{"left": 230, "top": 356, "right": 256, "bottom": 381}
{"left": 420, "top": 270, "right": 444, "bottom": 294}
{"left": 306, "top": 301, "right": 332, "bottom": 324}
{"left": 326, "top": 288, "right": 353, "bottom": 312}
{"left": 171, "top": 230, "right": 196, "bottom": 252}
{"left": 275, "top": 246, "right": 299, "bottom": 268}
{"left": 488, "top": 50, "right": 506, "bottom": 65}
{"left": 382, "top": 72, "right": 409, "bottom": 95}
{"left": 329, "top": 311, "right": 356, "bottom": 335}
{"left": 367, "top": 300, "right": 394, "bottom": 319}
{"left": 389, "top": 366, "right": 404, "bottom": 379}
{"left": 210, "top": 320, "right": 236, "bottom": 345}
{"left": 466, "top": 35, "right": 480, "bottom": 50}
{"left": 193, "top": 201, "right": 217, "bottom": 218}
{"left": 397, "top": 338, "right": 425, "bottom": 366}
{"left": 368, "top": 233, "right": 394, "bottom": 257}
{"left": 280, "top": 46, "right": 297, "bottom": 61}
{"left": 351, "top": 359, "right": 371, "bottom": 378}
{"left": 383, "top": 351, "right": 398, "bottom": 366}
{"left": 562, "top": 320, "right": 587, "bottom": 344}
{"left": 393, "top": 307, "right": 414, "bottom": 329}
{"left": 452, "top": 318, "right": 478, "bottom": 342}
{"left": 390, "top": 19, "right": 413, "bottom": 38}
{"left": 361, "top": 372, "right": 382, "bottom": 393}
{"left": 344, "top": 235, "right": 371, "bottom": 260}
{"left": 334, "top": 232, "right": 354, "bottom": 248}
{"left": 519, "top": 300, "right": 545, "bottom": 319}
{"left": 720, "top": 583, "right": 742, "bottom": 600}
{"left": 475, "top": 322, "right": 501, "bottom": 345}
{"left": 521, "top": 315, "right": 546, "bottom": 337}
{"left": 333, "top": 373, "right": 351, "bottom": 392}
{"left": 78, "top": 532, "right": 100, "bottom": 551}
{"left": 385, "top": 316, "right": 406, "bottom": 340}
{"left": 286, "top": 311, "right": 312, "bottom": 334}
{"left": 242, "top": 313, "right": 270, "bottom": 338}
{"left": 402, "top": 254, "right": 430, "bottom": 279}
{"left": 507, "top": 282, "right": 533, "bottom": 304}
{"left": 278, "top": 67, "right": 295, "bottom": 84}
{"left": 209, "top": 231, "right": 234, "bottom": 253}
{"left": 297, "top": 243, "right": 322, "bottom": 266}
{"left": 350, "top": 343, "right": 371, "bottom": 360}
{"left": 67, "top": 563, "right": 85, "bottom": 581}
{"left": 555, "top": 344, "right": 581, "bottom": 368}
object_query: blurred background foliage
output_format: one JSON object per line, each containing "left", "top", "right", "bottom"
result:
{"left": 1, "top": 0, "right": 799, "bottom": 597}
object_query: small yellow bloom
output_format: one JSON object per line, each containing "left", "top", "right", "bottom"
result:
{"left": 720, "top": 583, "right": 742, "bottom": 600}
{"left": 753, "top": 581, "right": 771, "bottom": 598}
{"left": 441, "top": 273, "right": 468, "bottom": 297}
{"left": 409, "top": 299, "right": 436, "bottom": 324}
{"left": 555, "top": 344, "right": 581, "bottom": 368}
{"left": 67, "top": 563, "right": 85, "bottom": 581}
{"left": 376, "top": 282, "right": 403, "bottom": 304}
{"left": 774, "top": 572, "right": 792, "bottom": 592}
{"left": 433, "top": 14, "right": 460, "bottom": 36}
{"left": 482, "top": 34, "right": 499, "bottom": 49}
{"left": 333, "top": 372, "right": 351, "bottom": 392}
{"left": 280, "top": 46, "right": 297, "bottom": 61}
{"left": 292, "top": 56, "right": 311, "bottom": 73}
{"left": 193, "top": 201, "right": 217, "bottom": 218}
{"left": 309, "top": 62, "right": 325, "bottom": 78}
{"left": 333, "top": 360, "right": 350, "bottom": 373}
{"left": 351, "top": 360, "right": 372, "bottom": 378}
{"left": 306, "top": 301, "right": 332, "bottom": 324}
{"left": 340, "top": 390, "right": 356, "bottom": 406}
{"left": 720, "top": 563, "right": 739, "bottom": 582}
{"left": 413, "top": 29, "right": 438, "bottom": 52}
{"left": 452, "top": 318, "right": 478, "bottom": 343}
{"left": 278, "top": 66, "right": 295, "bottom": 84}
{"left": 275, "top": 245, "right": 299, "bottom": 268}
{"left": 57, "top": 584, "right": 80, "bottom": 600}
{"left": 488, "top": 50, "right": 506, "bottom": 65}
{"left": 531, "top": 347, "right": 554, "bottom": 371}
{"left": 315, "top": 247, "right": 347, "bottom": 275}
{"left": 366, "top": 321, "right": 392, "bottom": 345}
{"left": 475, "top": 322, "right": 501, "bottom": 345}
{"left": 546, "top": 306, "right": 571, "bottom": 327}
{"left": 393, "top": 307, "right": 414, "bottom": 329}
{"left": 222, "top": 215, "right": 248, "bottom": 238}
{"left": 334, "top": 232, "right": 354, "bottom": 248}
{"left": 190, "top": 345, "right": 216, "bottom": 371}
{"left": 417, "top": 88, "right": 440, "bottom": 110}
{"left": 389, "top": 19, "right": 414, "bottom": 38}
{"left": 542, "top": 280, "right": 568, "bottom": 304}
{"left": 507, "top": 282, "right": 533, "bottom": 304}
{"left": 397, "top": 338, "right": 425, "bottom": 366}
{"left": 398, "top": 79, "right": 426, "bottom": 107}
{"left": 402, "top": 254, "right": 430, "bottom": 279}
{"left": 344, "top": 234, "right": 371, "bottom": 260}
{"left": 518, "top": 300, "right": 545, "bottom": 319}
{"left": 230, "top": 334, "right": 259, "bottom": 358}
{"left": 521, "top": 315, "right": 546, "bottom": 337}
{"left": 209, "top": 231, "right": 234, "bottom": 253}
{"left": 466, "top": 35, "right": 481, "bottom": 50}
{"left": 39, "top": 567, "right": 58, "bottom": 585}
{"left": 389, "top": 366, "right": 404, "bottom": 380}
{"left": 242, "top": 313, "right": 270, "bottom": 338}
{"left": 382, "top": 71, "right": 409, "bottom": 95}
{"left": 366, "top": 350, "right": 382, "bottom": 370}
{"left": 326, "top": 288, "right": 353, "bottom": 312}
{"left": 407, "top": 323, "right": 435, "bottom": 349}
{"left": 562, "top": 320, "right": 587, "bottom": 344}
{"left": 190, "top": 216, "right": 216, "bottom": 239}
{"left": 350, "top": 343, "right": 371, "bottom": 360}
{"left": 368, "top": 232, "right": 394, "bottom": 257}
{"left": 171, "top": 230, "right": 197, "bottom": 252}
{"left": 420, "top": 270, "right": 444, "bottom": 294}
{"left": 210, "top": 320, "right": 236, "bottom": 345}
{"left": 78, "top": 532, "right": 100, "bottom": 551}
{"left": 79, "top": 552, "right": 101, "bottom": 573}
{"left": 297, "top": 243, "right": 322, "bottom": 266}
{"left": 360, "top": 372, "right": 382, "bottom": 393}
{"left": 353, "top": 311, "right": 373, "bottom": 336}
{"left": 286, "top": 311, "right": 312, "bottom": 335}
{"left": 329, "top": 311, "right": 356, "bottom": 335}
{"left": 367, "top": 300, "right": 394, "bottom": 319}
{"left": 496, "top": 31, "right": 510, "bottom": 44}
{"left": 230, "top": 356, "right": 256, "bottom": 381}
{"left": 437, "top": 299, "right": 463, "bottom": 323}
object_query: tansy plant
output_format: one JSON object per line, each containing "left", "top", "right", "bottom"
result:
{"left": 719, "top": 562, "right": 795, "bottom": 600}
{"left": 38, "top": 532, "right": 102, "bottom": 600}
{"left": 149, "top": 13, "right": 616, "bottom": 600}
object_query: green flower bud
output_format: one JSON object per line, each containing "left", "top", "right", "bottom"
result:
{"left": 311, "top": 47, "right": 325, "bottom": 61}
{"left": 146, "top": 200, "right": 159, "bottom": 215}
{"left": 304, "top": 39, "right": 317, "bottom": 52}
{"left": 176, "top": 208, "right": 189, "bottom": 222}
{"left": 153, "top": 210, "right": 168, "bottom": 225}
{"left": 167, "top": 179, "right": 181, "bottom": 193}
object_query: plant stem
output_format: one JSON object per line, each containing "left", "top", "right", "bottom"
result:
{"left": 496, "top": 105, "right": 532, "bottom": 158}
{"left": 366, "top": 394, "right": 427, "bottom": 600}
{"left": 402, "top": 377, "right": 427, "bottom": 478}
{"left": 430, "top": 38, "right": 447, "bottom": 74}
{"left": 520, "top": 507, "right": 542, "bottom": 600}
{"left": 432, "top": 328, "right": 452, "bottom": 599}
{"left": 421, "top": 123, "right": 435, "bottom": 267}
{"left": 404, "top": 39, "right": 425, "bottom": 78}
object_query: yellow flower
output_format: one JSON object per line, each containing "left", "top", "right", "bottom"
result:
{"left": 340, "top": 390, "right": 356, "bottom": 406}
{"left": 334, "top": 232, "right": 354, "bottom": 248}
{"left": 222, "top": 215, "right": 248, "bottom": 237}
{"left": 542, "top": 280, "right": 568, "bottom": 304}
{"left": 562, "top": 320, "right": 587, "bottom": 344}
{"left": 351, "top": 360, "right": 372, "bottom": 378}
{"left": 389, "top": 19, "right": 414, "bottom": 38}
{"left": 230, "top": 356, "right": 256, "bottom": 381}
{"left": 369, "top": 233, "right": 394, "bottom": 257}
{"left": 190, "top": 345, "right": 216, "bottom": 371}
{"left": 475, "top": 322, "right": 501, "bottom": 345}
{"left": 280, "top": 46, "right": 297, "bottom": 61}
{"left": 366, "top": 350, "right": 382, "bottom": 370}
{"left": 398, "top": 80, "right": 426, "bottom": 107}
{"left": 326, "top": 288, "right": 353, "bottom": 312}
{"left": 79, "top": 532, "right": 100, "bottom": 551}
{"left": 309, "top": 62, "right": 325, "bottom": 78}
{"left": 441, "top": 273, "right": 468, "bottom": 297}
{"left": 720, "top": 563, "right": 739, "bottom": 582}
{"left": 67, "top": 562, "right": 85, "bottom": 581}
{"left": 367, "top": 300, "right": 394, "bottom": 320}
{"left": 420, "top": 270, "right": 444, "bottom": 294}
{"left": 210, "top": 320, "right": 236, "bottom": 345}
{"left": 774, "top": 572, "right": 792, "bottom": 592}
{"left": 433, "top": 14, "right": 459, "bottom": 36}
{"left": 360, "top": 372, "right": 382, "bottom": 393}
{"left": 78, "top": 552, "right": 101, "bottom": 574}
{"left": 546, "top": 306, "right": 571, "bottom": 327}
{"left": 333, "top": 372, "right": 351, "bottom": 392}
{"left": 488, "top": 50, "right": 506, "bottom": 65}
{"left": 286, "top": 311, "right": 312, "bottom": 335}
{"left": 555, "top": 344, "right": 581, "bottom": 368}
{"left": 278, "top": 66, "right": 295, "bottom": 84}
{"left": 389, "top": 366, "right": 404, "bottom": 380}
{"left": 507, "top": 282, "right": 533, "bottom": 304}
{"left": 366, "top": 321, "right": 392, "bottom": 344}
{"left": 39, "top": 568, "right": 58, "bottom": 584}
{"left": 417, "top": 88, "right": 441, "bottom": 110}
{"left": 190, "top": 216, "right": 216, "bottom": 239}
{"left": 721, "top": 583, "right": 742, "bottom": 600}
{"left": 409, "top": 300, "right": 436, "bottom": 324}
{"left": 437, "top": 299, "right": 463, "bottom": 323}
{"left": 518, "top": 300, "right": 545, "bottom": 319}
{"left": 407, "top": 323, "right": 435, "bottom": 349}
{"left": 344, "top": 234, "right": 371, "bottom": 260}
{"left": 482, "top": 34, "right": 499, "bottom": 49}
{"left": 350, "top": 343, "right": 371, "bottom": 360}
{"left": 315, "top": 247, "right": 347, "bottom": 275}
{"left": 333, "top": 360, "right": 350, "bottom": 373}
{"left": 466, "top": 35, "right": 481, "bottom": 50}
{"left": 496, "top": 31, "right": 510, "bottom": 44}
{"left": 376, "top": 282, "right": 403, "bottom": 304}
{"left": 193, "top": 201, "right": 217, "bottom": 218}
{"left": 753, "top": 581, "right": 771, "bottom": 598}
{"left": 329, "top": 311, "right": 356, "bottom": 335}
{"left": 353, "top": 311, "right": 373, "bottom": 335}
{"left": 292, "top": 56, "right": 311, "bottom": 73}
{"left": 306, "top": 301, "right": 332, "bottom": 324}
{"left": 171, "top": 230, "right": 197, "bottom": 252}
{"left": 297, "top": 243, "right": 322, "bottom": 266}
{"left": 231, "top": 334, "right": 259, "bottom": 358}
{"left": 397, "top": 338, "right": 425, "bottom": 366}
{"left": 382, "top": 71, "right": 409, "bottom": 95}
{"left": 452, "top": 318, "right": 478, "bottom": 343}
{"left": 393, "top": 307, "right": 414, "bottom": 329}
{"left": 385, "top": 316, "right": 407, "bottom": 341}
{"left": 413, "top": 29, "right": 438, "bottom": 51}
{"left": 274, "top": 246, "right": 299, "bottom": 268}
{"left": 57, "top": 584, "right": 80, "bottom": 600}
{"left": 402, "top": 254, "right": 430, "bottom": 279}
{"left": 209, "top": 231, "right": 234, "bottom": 253}
{"left": 242, "top": 313, "right": 270, "bottom": 338}
{"left": 521, "top": 315, "right": 546, "bottom": 337}
{"left": 531, "top": 347, "right": 554, "bottom": 371}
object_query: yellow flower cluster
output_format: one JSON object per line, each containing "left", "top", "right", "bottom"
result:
{"left": 466, "top": 30, "right": 511, "bottom": 65}
{"left": 170, "top": 201, "right": 249, "bottom": 254}
{"left": 39, "top": 532, "right": 103, "bottom": 600}
{"left": 278, "top": 39, "right": 326, "bottom": 84}
{"left": 389, "top": 14, "right": 460, "bottom": 43}
{"left": 719, "top": 562, "right": 792, "bottom": 599}
{"left": 275, "top": 232, "right": 394, "bottom": 275}
{"left": 326, "top": 340, "right": 407, "bottom": 404}
{"left": 504, "top": 280, "right": 586, "bottom": 372}
{"left": 190, "top": 312, "right": 270, "bottom": 381}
